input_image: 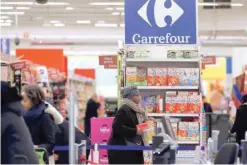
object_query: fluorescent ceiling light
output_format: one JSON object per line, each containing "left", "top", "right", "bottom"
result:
{"left": 0, "top": 23, "right": 11, "bottom": 26}
{"left": 1, "top": 20, "right": 4, "bottom": 23}
{"left": 105, "top": 7, "right": 114, "bottom": 10}
{"left": 76, "top": 20, "right": 91, "bottom": 24}
{"left": 97, "top": 20, "right": 105, "bottom": 24}
{"left": 198, "top": 3, "right": 219, "bottom": 6}
{"left": 116, "top": 7, "right": 124, "bottom": 10}
{"left": 112, "top": 12, "right": 120, "bottom": 16}
{"left": 16, "top": 7, "right": 30, "bottom": 10}
{"left": 230, "top": 3, "right": 243, "bottom": 7}
{"left": 54, "top": 23, "right": 65, "bottom": 27}
{"left": 50, "top": 20, "right": 61, "bottom": 23}
{"left": 65, "top": 7, "right": 74, "bottom": 10}
{"left": 1, "top": 2, "right": 33, "bottom": 5}
{"left": 90, "top": 2, "right": 124, "bottom": 6}
{"left": 43, "top": 23, "right": 51, "bottom": 27}
{"left": 35, "top": 2, "right": 68, "bottom": 5}
{"left": 94, "top": 23, "right": 118, "bottom": 27}
{"left": 0, "top": 6, "right": 14, "bottom": 10}
{"left": 5, "top": 19, "right": 13, "bottom": 23}
{"left": 121, "top": 12, "right": 125, "bottom": 16}
{"left": 0, "top": 16, "right": 9, "bottom": 19}
{"left": 120, "top": 24, "right": 125, "bottom": 27}
{"left": 0, "top": 12, "right": 25, "bottom": 15}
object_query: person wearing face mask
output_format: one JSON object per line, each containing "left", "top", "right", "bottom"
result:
{"left": 108, "top": 86, "right": 152, "bottom": 164}
{"left": 21, "top": 85, "right": 63, "bottom": 164}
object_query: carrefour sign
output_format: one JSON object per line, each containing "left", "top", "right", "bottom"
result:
{"left": 125, "top": 0, "right": 198, "bottom": 45}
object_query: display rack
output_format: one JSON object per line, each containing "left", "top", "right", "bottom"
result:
{"left": 69, "top": 74, "right": 95, "bottom": 132}
{"left": 119, "top": 45, "right": 203, "bottom": 158}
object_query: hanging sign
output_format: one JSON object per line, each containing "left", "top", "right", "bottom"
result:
{"left": 202, "top": 56, "right": 216, "bottom": 65}
{"left": 99, "top": 56, "right": 117, "bottom": 69}
{"left": 11, "top": 61, "right": 29, "bottom": 71}
{"left": 125, "top": 0, "right": 198, "bottom": 44}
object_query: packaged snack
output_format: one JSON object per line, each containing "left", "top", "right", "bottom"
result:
{"left": 167, "top": 68, "right": 179, "bottom": 86}
{"left": 167, "top": 50, "right": 177, "bottom": 59}
{"left": 192, "top": 68, "right": 200, "bottom": 86}
{"left": 178, "top": 122, "right": 189, "bottom": 141}
{"left": 155, "top": 68, "right": 167, "bottom": 86}
{"left": 155, "top": 95, "right": 163, "bottom": 113}
{"left": 182, "top": 50, "right": 199, "bottom": 59}
{"left": 188, "top": 122, "right": 200, "bottom": 141}
{"left": 143, "top": 96, "right": 156, "bottom": 113}
{"left": 165, "top": 96, "right": 174, "bottom": 113}
{"left": 147, "top": 68, "right": 156, "bottom": 86}
{"left": 171, "top": 122, "right": 178, "bottom": 139}
{"left": 178, "top": 68, "right": 186, "bottom": 86}
{"left": 126, "top": 67, "right": 147, "bottom": 86}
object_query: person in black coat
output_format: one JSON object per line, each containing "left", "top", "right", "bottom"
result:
{"left": 55, "top": 119, "right": 91, "bottom": 164}
{"left": 108, "top": 86, "right": 150, "bottom": 164}
{"left": 1, "top": 81, "right": 39, "bottom": 164}
{"left": 231, "top": 94, "right": 247, "bottom": 145}
{"left": 84, "top": 94, "right": 100, "bottom": 137}
{"left": 21, "top": 85, "right": 56, "bottom": 161}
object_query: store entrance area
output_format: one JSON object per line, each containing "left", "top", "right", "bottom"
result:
{"left": 1, "top": 0, "right": 247, "bottom": 164}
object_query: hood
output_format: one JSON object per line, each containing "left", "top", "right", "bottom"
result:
{"left": 1, "top": 81, "right": 22, "bottom": 105}
{"left": 1, "top": 101, "right": 25, "bottom": 116}
{"left": 44, "top": 102, "right": 64, "bottom": 124}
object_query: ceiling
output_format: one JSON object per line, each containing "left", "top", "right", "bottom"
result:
{"left": 0, "top": 0, "right": 246, "bottom": 29}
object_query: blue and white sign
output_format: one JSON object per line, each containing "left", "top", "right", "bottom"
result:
{"left": 125, "top": 0, "right": 197, "bottom": 45}
{"left": 0, "top": 38, "right": 10, "bottom": 55}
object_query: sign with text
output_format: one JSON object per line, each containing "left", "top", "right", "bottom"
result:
{"left": 11, "top": 61, "right": 29, "bottom": 71}
{"left": 202, "top": 56, "right": 216, "bottom": 65}
{"left": 125, "top": 0, "right": 197, "bottom": 44}
{"left": 99, "top": 56, "right": 117, "bottom": 69}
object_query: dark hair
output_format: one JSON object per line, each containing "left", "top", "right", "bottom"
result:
{"left": 241, "top": 94, "right": 247, "bottom": 103}
{"left": 23, "top": 85, "right": 45, "bottom": 107}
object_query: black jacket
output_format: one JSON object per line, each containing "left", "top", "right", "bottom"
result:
{"left": 231, "top": 104, "right": 247, "bottom": 144}
{"left": 55, "top": 120, "right": 90, "bottom": 164}
{"left": 108, "top": 105, "right": 144, "bottom": 164}
{"left": 24, "top": 103, "right": 56, "bottom": 155}
{"left": 1, "top": 81, "right": 39, "bottom": 164}
{"left": 84, "top": 99, "right": 100, "bottom": 137}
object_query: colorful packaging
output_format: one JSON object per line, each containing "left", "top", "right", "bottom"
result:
{"left": 126, "top": 67, "right": 147, "bottom": 86}
{"left": 188, "top": 95, "right": 201, "bottom": 114}
{"left": 143, "top": 96, "right": 156, "bottom": 113}
{"left": 165, "top": 96, "right": 176, "bottom": 113}
{"left": 178, "top": 122, "right": 189, "bottom": 141}
{"left": 167, "top": 68, "right": 179, "bottom": 86}
{"left": 147, "top": 68, "right": 156, "bottom": 86}
{"left": 155, "top": 68, "right": 167, "bottom": 86}
{"left": 171, "top": 122, "right": 178, "bottom": 139}
{"left": 155, "top": 95, "right": 163, "bottom": 113}
{"left": 192, "top": 68, "right": 200, "bottom": 86}
{"left": 188, "top": 122, "right": 200, "bottom": 141}
{"left": 178, "top": 68, "right": 186, "bottom": 86}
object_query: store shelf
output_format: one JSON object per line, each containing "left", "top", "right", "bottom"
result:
{"left": 124, "top": 86, "right": 199, "bottom": 90}
{"left": 126, "top": 58, "right": 200, "bottom": 63}
{"left": 147, "top": 113, "right": 199, "bottom": 117}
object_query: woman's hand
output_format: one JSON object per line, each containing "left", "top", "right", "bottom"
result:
{"left": 137, "top": 127, "right": 144, "bottom": 135}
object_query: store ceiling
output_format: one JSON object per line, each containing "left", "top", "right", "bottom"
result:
{"left": 0, "top": 0, "right": 247, "bottom": 29}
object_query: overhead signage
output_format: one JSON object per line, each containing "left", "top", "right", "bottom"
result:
{"left": 11, "top": 61, "right": 29, "bottom": 71}
{"left": 99, "top": 56, "right": 117, "bottom": 69}
{"left": 125, "top": 0, "right": 198, "bottom": 45}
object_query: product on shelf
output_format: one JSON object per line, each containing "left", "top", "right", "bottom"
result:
{"left": 178, "top": 122, "right": 189, "bottom": 141}
{"left": 167, "top": 50, "right": 199, "bottom": 59}
{"left": 126, "top": 67, "right": 147, "bottom": 86}
{"left": 147, "top": 68, "right": 156, "bottom": 86}
{"left": 126, "top": 50, "right": 150, "bottom": 58}
{"left": 155, "top": 68, "right": 168, "bottom": 86}
{"left": 143, "top": 96, "right": 156, "bottom": 113}
{"left": 188, "top": 95, "right": 201, "bottom": 114}
{"left": 165, "top": 96, "right": 176, "bottom": 113}
{"left": 167, "top": 68, "right": 179, "bottom": 86}
{"left": 155, "top": 95, "right": 163, "bottom": 113}
{"left": 188, "top": 122, "right": 200, "bottom": 141}
{"left": 175, "top": 95, "right": 188, "bottom": 113}
{"left": 171, "top": 122, "right": 178, "bottom": 139}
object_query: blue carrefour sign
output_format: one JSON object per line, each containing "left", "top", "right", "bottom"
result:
{"left": 125, "top": 0, "right": 198, "bottom": 45}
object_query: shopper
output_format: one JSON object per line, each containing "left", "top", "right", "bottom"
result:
{"left": 21, "top": 84, "right": 63, "bottom": 164}
{"left": 202, "top": 96, "right": 213, "bottom": 138}
{"left": 108, "top": 86, "right": 149, "bottom": 164}
{"left": 231, "top": 94, "right": 247, "bottom": 145}
{"left": 55, "top": 119, "right": 91, "bottom": 164}
{"left": 1, "top": 81, "right": 39, "bottom": 164}
{"left": 84, "top": 94, "right": 101, "bottom": 137}
{"left": 202, "top": 96, "right": 213, "bottom": 113}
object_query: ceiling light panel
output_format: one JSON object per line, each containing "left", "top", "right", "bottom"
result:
{"left": 50, "top": 20, "right": 61, "bottom": 24}
{"left": 0, "top": 22, "right": 12, "bottom": 26}
{"left": 90, "top": 2, "right": 124, "bottom": 6}
{"left": 16, "top": 7, "right": 31, "bottom": 10}
{"left": 94, "top": 23, "right": 118, "bottom": 27}
{"left": 0, "top": 11, "right": 25, "bottom": 15}
{"left": 65, "top": 7, "right": 74, "bottom": 10}
{"left": 105, "top": 7, "right": 114, "bottom": 10}
{"left": 54, "top": 23, "right": 65, "bottom": 27}
{"left": 1, "top": 2, "right": 33, "bottom": 5}
{"left": 0, "top": 6, "right": 14, "bottom": 10}
{"left": 112, "top": 12, "right": 120, "bottom": 16}
{"left": 76, "top": 20, "right": 91, "bottom": 24}
{"left": 116, "top": 7, "right": 124, "bottom": 10}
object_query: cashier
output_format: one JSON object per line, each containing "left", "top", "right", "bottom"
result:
{"left": 108, "top": 86, "right": 152, "bottom": 164}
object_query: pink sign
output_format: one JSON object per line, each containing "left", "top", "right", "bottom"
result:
{"left": 91, "top": 117, "right": 114, "bottom": 164}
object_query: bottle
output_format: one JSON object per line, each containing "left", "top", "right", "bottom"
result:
{"left": 93, "top": 143, "right": 99, "bottom": 164}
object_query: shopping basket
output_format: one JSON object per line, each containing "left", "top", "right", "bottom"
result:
{"left": 35, "top": 148, "right": 49, "bottom": 164}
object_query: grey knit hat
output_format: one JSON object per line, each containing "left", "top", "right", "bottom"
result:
{"left": 122, "top": 86, "right": 140, "bottom": 99}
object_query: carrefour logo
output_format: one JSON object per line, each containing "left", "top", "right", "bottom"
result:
{"left": 138, "top": 0, "right": 184, "bottom": 28}
{"left": 125, "top": 0, "right": 197, "bottom": 45}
